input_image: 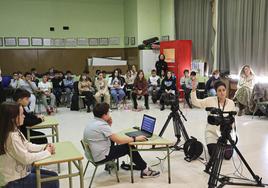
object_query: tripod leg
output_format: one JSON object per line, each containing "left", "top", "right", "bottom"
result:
{"left": 172, "top": 118, "right": 181, "bottom": 149}
{"left": 227, "top": 137, "right": 263, "bottom": 185}
{"left": 159, "top": 113, "right": 173, "bottom": 137}
{"left": 208, "top": 143, "right": 226, "bottom": 188}
{"left": 175, "top": 113, "right": 190, "bottom": 140}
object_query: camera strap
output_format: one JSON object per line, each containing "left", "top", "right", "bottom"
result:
{"left": 217, "top": 97, "right": 226, "bottom": 112}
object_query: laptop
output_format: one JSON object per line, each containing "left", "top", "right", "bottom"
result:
{"left": 125, "top": 114, "right": 156, "bottom": 138}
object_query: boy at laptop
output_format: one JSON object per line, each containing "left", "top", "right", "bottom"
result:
{"left": 83, "top": 103, "right": 160, "bottom": 178}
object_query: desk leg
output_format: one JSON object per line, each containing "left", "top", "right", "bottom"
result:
{"left": 52, "top": 127, "right": 55, "bottom": 143}
{"left": 36, "top": 166, "right": 41, "bottom": 188}
{"left": 55, "top": 125, "right": 59, "bottom": 142}
{"left": 68, "top": 161, "right": 73, "bottom": 188}
{"left": 129, "top": 146, "right": 134, "bottom": 183}
{"left": 78, "top": 160, "right": 84, "bottom": 188}
{"left": 27, "top": 128, "right": 30, "bottom": 141}
{"left": 54, "top": 125, "right": 61, "bottom": 173}
{"left": 167, "top": 145, "right": 171, "bottom": 184}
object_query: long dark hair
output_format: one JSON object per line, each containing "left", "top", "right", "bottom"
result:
{"left": 0, "top": 102, "right": 20, "bottom": 155}
{"left": 134, "top": 70, "right": 146, "bottom": 82}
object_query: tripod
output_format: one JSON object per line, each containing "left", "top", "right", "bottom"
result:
{"left": 159, "top": 105, "right": 189, "bottom": 149}
{"left": 204, "top": 124, "right": 264, "bottom": 188}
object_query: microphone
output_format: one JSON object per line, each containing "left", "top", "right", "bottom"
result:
{"left": 205, "top": 107, "right": 237, "bottom": 116}
{"left": 205, "top": 107, "right": 221, "bottom": 114}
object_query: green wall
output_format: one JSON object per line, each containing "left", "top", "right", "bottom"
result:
{"left": 0, "top": 0, "right": 125, "bottom": 48}
{"left": 137, "top": 0, "right": 161, "bottom": 45}
{"left": 124, "top": 0, "right": 138, "bottom": 47}
{"left": 0, "top": 0, "right": 175, "bottom": 48}
{"left": 160, "top": 0, "right": 175, "bottom": 40}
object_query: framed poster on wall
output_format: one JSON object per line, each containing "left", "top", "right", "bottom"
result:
{"left": 130, "top": 37, "right": 135, "bottom": 45}
{"left": 31, "top": 38, "right": 43, "bottom": 46}
{"left": 99, "top": 38, "right": 108, "bottom": 46}
{"left": 89, "top": 38, "right": 98, "bottom": 46}
{"left": 65, "top": 38, "right": 77, "bottom": 47}
{"left": 4, "top": 37, "right": 17, "bottom": 46}
{"left": 0, "top": 37, "right": 3, "bottom": 46}
{"left": 18, "top": 37, "right": 30, "bottom": 46}
{"left": 43, "top": 38, "right": 53, "bottom": 46}
{"left": 109, "top": 37, "right": 120, "bottom": 45}
{"left": 77, "top": 38, "right": 89, "bottom": 46}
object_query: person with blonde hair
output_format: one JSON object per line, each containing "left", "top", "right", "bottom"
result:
{"left": 234, "top": 65, "right": 255, "bottom": 116}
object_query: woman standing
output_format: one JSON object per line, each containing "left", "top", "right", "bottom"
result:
{"left": 155, "top": 54, "right": 168, "bottom": 77}
{"left": 0, "top": 102, "right": 58, "bottom": 188}
{"left": 233, "top": 65, "right": 255, "bottom": 116}
{"left": 132, "top": 70, "right": 149, "bottom": 110}
{"left": 191, "top": 81, "right": 236, "bottom": 159}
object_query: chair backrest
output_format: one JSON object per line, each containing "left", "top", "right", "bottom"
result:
{"left": 80, "top": 139, "right": 96, "bottom": 165}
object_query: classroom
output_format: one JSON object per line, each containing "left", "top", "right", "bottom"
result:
{"left": 0, "top": 0, "right": 268, "bottom": 188}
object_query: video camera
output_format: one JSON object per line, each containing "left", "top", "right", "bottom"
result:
{"left": 163, "top": 94, "right": 180, "bottom": 112}
{"left": 206, "top": 107, "right": 237, "bottom": 132}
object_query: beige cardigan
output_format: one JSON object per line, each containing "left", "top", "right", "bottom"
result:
{"left": 0, "top": 130, "right": 51, "bottom": 186}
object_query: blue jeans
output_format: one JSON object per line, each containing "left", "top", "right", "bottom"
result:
{"left": 6, "top": 168, "right": 59, "bottom": 188}
{"left": 110, "top": 88, "right": 125, "bottom": 104}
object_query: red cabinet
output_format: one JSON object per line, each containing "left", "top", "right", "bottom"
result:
{"left": 160, "top": 40, "right": 192, "bottom": 90}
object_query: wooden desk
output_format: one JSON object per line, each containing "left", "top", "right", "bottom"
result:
{"left": 26, "top": 116, "right": 59, "bottom": 143}
{"left": 118, "top": 129, "right": 173, "bottom": 184}
{"left": 33, "top": 141, "right": 84, "bottom": 188}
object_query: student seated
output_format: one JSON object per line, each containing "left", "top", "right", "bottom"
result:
{"left": 233, "top": 65, "right": 256, "bottom": 116}
{"left": 19, "top": 72, "right": 38, "bottom": 112}
{"left": 13, "top": 89, "right": 48, "bottom": 144}
{"left": 205, "top": 70, "right": 220, "bottom": 96}
{"left": 94, "top": 71, "right": 110, "bottom": 104}
{"left": 159, "top": 71, "right": 177, "bottom": 111}
{"left": 51, "top": 71, "right": 64, "bottom": 107}
{"left": 38, "top": 74, "right": 56, "bottom": 115}
{"left": 9, "top": 72, "right": 22, "bottom": 89}
{"left": 0, "top": 102, "right": 58, "bottom": 188}
{"left": 184, "top": 71, "right": 198, "bottom": 108}
{"left": 78, "top": 73, "right": 96, "bottom": 113}
{"left": 108, "top": 69, "right": 126, "bottom": 106}
{"left": 132, "top": 70, "right": 149, "bottom": 110}
{"left": 63, "top": 71, "right": 75, "bottom": 108}
{"left": 83, "top": 103, "right": 160, "bottom": 178}
{"left": 180, "top": 69, "right": 190, "bottom": 92}
{"left": 124, "top": 70, "right": 135, "bottom": 99}
{"left": 148, "top": 69, "right": 160, "bottom": 103}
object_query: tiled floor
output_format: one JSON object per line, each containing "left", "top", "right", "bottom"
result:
{"left": 46, "top": 101, "right": 268, "bottom": 188}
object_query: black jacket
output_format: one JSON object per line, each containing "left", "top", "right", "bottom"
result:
{"left": 160, "top": 77, "right": 177, "bottom": 92}
{"left": 155, "top": 60, "right": 168, "bottom": 76}
{"left": 20, "top": 108, "right": 42, "bottom": 135}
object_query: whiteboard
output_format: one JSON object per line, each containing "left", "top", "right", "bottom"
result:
{"left": 91, "top": 57, "right": 127, "bottom": 66}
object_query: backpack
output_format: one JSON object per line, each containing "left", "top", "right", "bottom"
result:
{"left": 70, "top": 93, "right": 79, "bottom": 111}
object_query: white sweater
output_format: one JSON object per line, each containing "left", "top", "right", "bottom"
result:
{"left": 191, "top": 91, "right": 236, "bottom": 144}
{"left": 0, "top": 130, "right": 51, "bottom": 186}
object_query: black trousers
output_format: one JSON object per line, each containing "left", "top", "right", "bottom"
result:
{"left": 97, "top": 143, "right": 147, "bottom": 170}
{"left": 184, "top": 88, "right": 192, "bottom": 108}
{"left": 207, "top": 143, "right": 233, "bottom": 160}
{"left": 132, "top": 92, "right": 149, "bottom": 109}
{"left": 81, "top": 91, "right": 95, "bottom": 109}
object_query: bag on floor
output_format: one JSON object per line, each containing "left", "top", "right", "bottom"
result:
{"left": 70, "top": 94, "right": 79, "bottom": 111}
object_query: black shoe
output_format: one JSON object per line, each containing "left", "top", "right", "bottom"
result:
{"left": 145, "top": 105, "right": 149, "bottom": 110}
{"left": 87, "top": 108, "right": 91, "bottom": 113}
{"left": 160, "top": 106, "right": 165, "bottom": 111}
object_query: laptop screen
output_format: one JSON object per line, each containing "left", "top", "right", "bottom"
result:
{"left": 141, "top": 114, "right": 156, "bottom": 134}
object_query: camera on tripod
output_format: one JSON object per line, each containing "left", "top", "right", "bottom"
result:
{"left": 164, "top": 94, "right": 180, "bottom": 112}
{"left": 206, "top": 107, "right": 237, "bottom": 132}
